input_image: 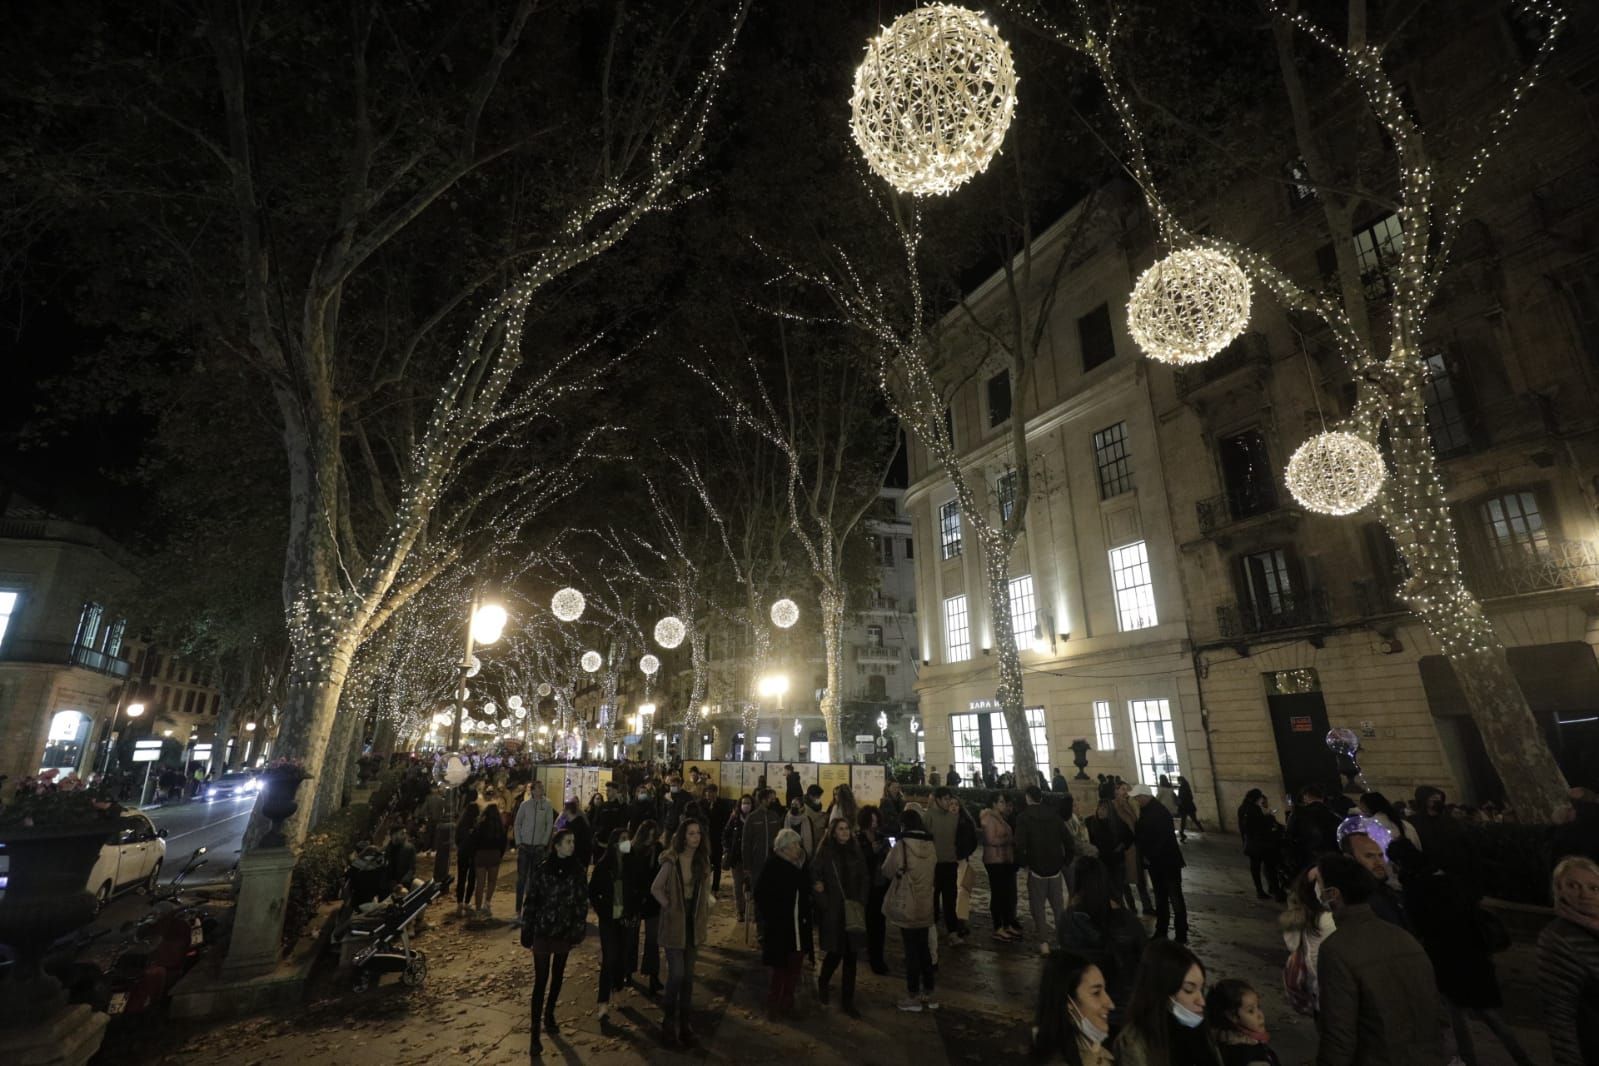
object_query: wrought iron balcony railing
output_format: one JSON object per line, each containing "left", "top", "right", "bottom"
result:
{"left": 1217, "top": 588, "right": 1331, "bottom": 639}
{"left": 1464, "top": 539, "right": 1599, "bottom": 599}
{"left": 1196, "top": 482, "right": 1282, "bottom": 535}
{"left": 855, "top": 646, "right": 901, "bottom": 664}
{"left": 0, "top": 639, "right": 132, "bottom": 679}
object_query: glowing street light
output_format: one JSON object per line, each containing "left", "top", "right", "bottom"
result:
{"left": 126, "top": 702, "right": 146, "bottom": 719}
{"left": 757, "top": 674, "right": 789, "bottom": 701}
{"left": 470, "top": 602, "right": 508, "bottom": 645}
{"left": 244, "top": 721, "right": 257, "bottom": 732}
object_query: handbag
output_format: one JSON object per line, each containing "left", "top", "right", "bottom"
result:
{"left": 832, "top": 861, "right": 867, "bottom": 934}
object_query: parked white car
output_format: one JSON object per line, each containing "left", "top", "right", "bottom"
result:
{"left": 0, "top": 810, "right": 168, "bottom": 910}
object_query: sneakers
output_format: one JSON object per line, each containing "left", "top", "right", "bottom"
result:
{"left": 946, "top": 932, "right": 964, "bottom": 947}
{"left": 897, "top": 997, "right": 924, "bottom": 1012}
{"left": 921, "top": 996, "right": 940, "bottom": 1011}
{"left": 1039, "top": 941, "right": 1052, "bottom": 956}
{"left": 597, "top": 1005, "right": 610, "bottom": 1022}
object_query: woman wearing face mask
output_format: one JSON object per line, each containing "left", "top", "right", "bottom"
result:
{"left": 1032, "top": 950, "right": 1115, "bottom": 1065}
{"left": 625, "top": 819, "right": 665, "bottom": 996}
{"left": 723, "top": 794, "right": 754, "bottom": 923}
{"left": 651, "top": 818, "right": 713, "bottom": 1049}
{"left": 1538, "top": 854, "right": 1599, "bottom": 1066}
{"left": 1205, "top": 979, "right": 1281, "bottom": 1066}
{"left": 520, "top": 829, "right": 588, "bottom": 1056}
{"left": 1113, "top": 940, "right": 1222, "bottom": 1066}
{"left": 588, "top": 827, "right": 634, "bottom": 1026}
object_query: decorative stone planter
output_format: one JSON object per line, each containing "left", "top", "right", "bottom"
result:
{"left": 257, "top": 773, "right": 309, "bottom": 847}
{"left": 0, "top": 821, "right": 117, "bottom": 1029}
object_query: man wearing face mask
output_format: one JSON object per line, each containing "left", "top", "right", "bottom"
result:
{"left": 513, "top": 779, "right": 555, "bottom": 926}
{"left": 743, "top": 789, "right": 786, "bottom": 943}
{"left": 664, "top": 773, "right": 691, "bottom": 836}
{"left": 628, "top": 781, "right": 661, "bottom": 837}
{"left": 1313, "top": 854, "right": 1444, "bottom": 1066}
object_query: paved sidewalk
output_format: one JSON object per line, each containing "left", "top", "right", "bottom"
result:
{"left": 97, "top": 834, "right": 1549, "bottom": 1065}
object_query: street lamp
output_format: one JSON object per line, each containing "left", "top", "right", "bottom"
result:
{"left": 757, "top": 672, "right": 790, "bottom": 760}
{"left": 470, "top": 602, "right": 508, "bottom": 645}
{"left": 451, "top": 586, "right": 505, "bottom": 750}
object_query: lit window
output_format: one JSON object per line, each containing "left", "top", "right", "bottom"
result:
{"left": 0, "top": 590, "right": 18, "bottom": 648}
{"left": 1353, "top": 213, "right": 1404, "bottom": 300}
{"left": 1109, "top": 541, "right": 1158, "bottom": 631}
{"left": 1128, "top": 698, "right": 1180, "bottom": 784}
{"left": 944, "top": 595, "right": 971, "bottom": 662}
{"left": 939, "top": 500, "right": 962, "bottom": 560}
{"left": 948, "top": 707, "right": 1048, "bottom": 775}
{"left": 74, "top": 602, "right": 103, "bottom": 650}
{"left": 1007, "top": 574, "right": 1037, "bottom": 640}
{"left": 1093, "top": 700, "right": 1116, "bottom": 751}
{"left": 1478, "top": 491, "right": 1549, "bottom": 565}
{"left": 1093, "top": 421, "right": 1133, "bottom": 498}
{"left": 996, "top": 469, "right": 1017, "bottom": 523}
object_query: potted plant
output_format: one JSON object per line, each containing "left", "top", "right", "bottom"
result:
{"left": 256, "top": 758, "right": 312, "bottom": 847}
{"left": 0, "top": 778, "right": 124, "bottom": 1026}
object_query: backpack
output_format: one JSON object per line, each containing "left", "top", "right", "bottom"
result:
{"left": 1282, "top": 939, "right": 1315, "bottom": 1016}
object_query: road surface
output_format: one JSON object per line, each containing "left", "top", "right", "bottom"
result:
{"left": 141, "top": 795, "right": 253, "bottom": 886}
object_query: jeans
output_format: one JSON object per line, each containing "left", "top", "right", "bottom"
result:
{"left": 711, "top": 849, "right": 724, "bottom": 893}
{"left": 1179, "top": 811, "right": 1205, "bottom": 835}
{"left": 635, "top": 914, "right": 660, "bottom": 978}
{"left": 530, "top": 950, "right": 567, "bottom": 1049}
{"left": 1026, "top": 870, "right": 1067, "bottom": 942}
{"left": 515, "top": 843, "right": 546, "bottom": 912}
{"left": 1150, "top": 867, "right": 1188, "bottom": 941}
{"left": 1249, "top": 856, "right": 1282, "bottom": 898}
{"left": 455, "top": 852, "right": 476, "bottom": 905}
{"left": 769, "top": 950, "right": 804, "bottom": 1011}
{"left": 933, "top": 861, "right": 964, "bottom": 934}
{"left": 597, "top": 920, "right": 630, "bottom": 1003}
{"left": 818, "top": 949, "right": 857, "bottom": 1006}
{"left": 985, "top": 862, "right": 1018, "bottom": 930}
{"left": 1447, "top": 1002, "right": 1535, "bottom": 1066}
{"left": 866, "top": 881, "right": 889, "bottom": 967}
{"left": 1127, "top": 847, "right": 1154, "bottom": 912}
{"left": 731, "top": 866, "right": 749, "bottom": 920}
{"left": 900, "top": 927, "right": 935, "bottom": 997}
{"left": 663, "top": 945, "right": 697, "bottom": 1030}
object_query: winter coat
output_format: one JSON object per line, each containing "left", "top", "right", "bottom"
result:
{"left": 784, "top": 771, "right": 803, "bottom": 805}
{"left": 926, "top": 802, "right": 978, "bottom": 863}
{"left": 1177, "top": 779, "right": 1199, "bottom": 817}
{"left": 880, "top": 830, "right": 937, "bottom": 928}
{"left": 878, "top": 792, "right": 905, "bottom": 837}
{"left": 1088, "top": 811, "right": 1133, "bottom": 870}
{"left": 1218, "top": 1035, "right": 1282, "bottom": 1066}
{"left": 1015, "top": 802, "right": 1073, "bottom": 877}
{"left": 1286, "top": 802, "right": 1343, "bottom": 873}
{"left": 784, "top": 808, "right": 816, "bottom": 858}
{"left": 1537, "top": 914, "right": 1599, "bottom": 1066}
{"left": 704, "top": 797, "right": 734, "bottom": 856}
{"left": 1397, "top": 866, "right": 1500, "bottom": 1007}
{"left": 979, "top": 807, "right": 1016, "bottom": 865}
{"left": 650, "top": 852, "right": 713, "bottom": 951}
{"left": 625, "top": 796, "right": 660, "bottom": 836}
{"left": 859, "top": 830, "right": 891, "bottom": 887}
{"left": 1134, "top": 800, "right": 1185, "bottom": 875}
{"left": 755, "top": 853, "right": 813, "bottom": 964}
{"left": 454, "top": 807, "right": 480, "bottom": 858}
{"left": 1239, "top": 803, "right": 1284, "bottom": 860}
{"left": 1315, "top": 904, "right": 1446, "bottom": 1066}
{"left": 1058, "top": 906, "right": 1146, "bottom": 1007}
{"left": 811, "top": 839, "right": 869, "bottom": 955}
{"left": 520, "top": 854, "right": 588, "bottom": 953}
{"left": 624, "top": 842, "right": 663, "bottom": 918}
{"left": 590, "top": 801, "right": 625, "bottom": 860}
{"left": 471, "top": 810, "right": 508, "bottom": 861}
{"left": 722, "top": 809, "right": 747, "bottom": 869}
{"left": 1051, "top": 772, "right": 1071, "bottom": 794}
{"left": 1115, "top": 1018, "right": 1224, "bottom": 1066}
{"left": 587, "top": 853, "right": 632, "bottom": 924}
{"left": 803, "top": 801, "right": 829, "bottom": 856}
{"left": 742, "top": 803, "right": 784, "bottom": 884}
{"left": 513, "top": 795, "right": 555, "bottom": 848}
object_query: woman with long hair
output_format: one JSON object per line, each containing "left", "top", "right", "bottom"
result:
{"left": 471, "top": 800, "right": 508, "bottom": 917}
{"left": 625, "top": 818, "right": 664, "bottom": 995}
{"left": 827, "top": 783, "right": 860, "bottom": 828}
{"left": 588, "top": 827, "right": 634, "bottom": 1026}
{"left": 1057, "top": 856, "right": 1145, "bottom": 1013}
{"left": 1277, "top": 871, "right": 1335, "bottom": 1017}
{"left": 812, "top": 815, "right": 870, "bottom": 1015}
{"left": 1357, "top": 791, "right": 1421, "bottom": 850}
{"left": 1032, "top": 950, "right": 1115, "bottom": 1064}
{"left": 1113, "top": 940, "right": 1222, "bottom": 1066}
{"left": 1237, "top": 790, "right": 1286, "bottom": 902}
{"left": 858, "top": 804, "right": 892, "bottom": 974}
{"left": 651, "top": 817, "right": 713, "bottom": 1049}
{"left": 453, "top": 801, "right": 479, "bottom": 916}
{"left": 520, "top": 828, "right": 587, "bottom": 1056}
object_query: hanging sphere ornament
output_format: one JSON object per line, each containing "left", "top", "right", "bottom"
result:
{"left": 640, "top": 654, "right": 661, "bottom": 677}
{"left": 537, "top": 682, "right": 553, "bottom": 698}
{"left": 1285, "top": 430, "right": 1385, "bottom": 516}
{"left": 464, "top": 655, "right": 481, "bottom": 678}
{"left": 507, "top": 695, "right": 523, "bottom": 711}
{"left": 848, "top": 4, "right": 1018, "bottom": 197}
{"left": 550, "top": 587, "right": 586, "bottom": 622}
{"left": 770, "top": 598, "right": 800, "bottom": 629}
{"left": 1126, "top": 247, "right": 1252, "bottom": 366}
{"left": 654, "top": 616, "right": 686, "bottom": 649}
{"left": 514, "top": 706, "right": 527, "bottom": 721}
{"left": 482, "top": 701, "right": 497, "bottom": 717}
{"left": 581, "top": 650, "right": 603, "bottom": 673}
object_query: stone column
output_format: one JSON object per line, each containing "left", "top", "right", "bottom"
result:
{"left": 221, "top": 847, "right": 298, "bottom": 979}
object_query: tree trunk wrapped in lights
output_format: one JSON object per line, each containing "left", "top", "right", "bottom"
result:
{"left": 1004, "top": 0, "right": 1572, "bottom": 817}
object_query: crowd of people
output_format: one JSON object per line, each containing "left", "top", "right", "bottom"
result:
{"left": 364, "top": 754, "right": 1597, "bottom": 1065}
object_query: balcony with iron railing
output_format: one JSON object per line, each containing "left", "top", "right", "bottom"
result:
{"left": 1196, "top": 482, "right": 1286, "bottom": 536}
{"left": 0, "top": 639, "right": 131, "bottom": 679}
{"left": 855, "top": 645, "right": 901, "bottom": 664}
{"left": 1463, "top": 538, "right": 1599, "bottom": 599}
{"left": 1216, "top": 588, "right": 1331, "bottom": 640}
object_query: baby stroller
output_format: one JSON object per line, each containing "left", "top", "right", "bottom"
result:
{"left": 331, "top": 877, "right": 448, "bottom": 991}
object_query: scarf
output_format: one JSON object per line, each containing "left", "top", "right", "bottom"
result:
{"left": 1556, "top": 899, "right": 1599, "bottom": 935}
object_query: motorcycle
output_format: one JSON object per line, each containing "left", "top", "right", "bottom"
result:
{"left": 105, "top": 846, "right": 218, "bottom": 1017}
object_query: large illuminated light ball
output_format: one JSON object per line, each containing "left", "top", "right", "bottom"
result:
{"left": 1127, "top": 247, "right": 1251, "bottom": 366}
{"left": 551, "top": 587, "right": 586, "bottom": 622}
{"left": 849, "top": 5, "right": 1018, "bottom": 197}
{"left": 507, "top": 695, "right": 523, "bottom": 711}
{"left": 482, "top": 701, "right": 497, "bottom": 717}
{"left": 581, "top": 650, "right": 603, "bottom": 673}
{"left": 640, "top": 654, "right": 661, "bottom": 677}
{"left": 654, "top": 616, "right": 686, "bottom": 649}
{"left": 537, "top": 682, "right": 553, "bottom": 698}
{"left": 770, "top": 598, "right": 800, "bottom": 629}
{"left": 1285, "top": 431, "right": 1385, "bottom": 516}
{"left": 464, "top": 655, "right": 482, "bottom": 678}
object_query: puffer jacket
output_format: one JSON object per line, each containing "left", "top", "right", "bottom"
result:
{"left": 979, "top": 806, "right": 1016, "bottom": 864}
{"left": 520, "top": 854, "right": 588, "bottom": 950}
{"left": 881, "top": 829, "right": 937, "bottom": 928}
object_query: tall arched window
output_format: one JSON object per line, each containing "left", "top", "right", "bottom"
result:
{"left": 41, "top": 709, "right": 91, "bottom": 773}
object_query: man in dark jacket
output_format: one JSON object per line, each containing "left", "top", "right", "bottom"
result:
{"left": 783, "top": 765, "right": 802, "bottom": 805}
{"left": 626, "top": 782, "right": 660, "bottom": 836}
{"left": 703, "top": 784, "right": 734, "bottom": 892}
{"left": 1132, "top": 785, "right": 1188, "bottom": 943}
{"left": 742, "top": 789, "right": 785, "bottom": 941}
{"left": 1015, "top": 785, "right": 1074, "bottom": 949}
{"left": 1341, "top": 830, "right": 1410, "bottom": 931}
{"left": 1050, "top": 767, "right": 1070, "bottom": 793}
{"left": 1314, "top": 855, "right": 1445, "bottom": 1066}
{"left": 591, "top": 784, "right": 626, "bottom": 868}
{"left": 663, "top": 772, "right": 691, "bottom": 836}
{"left": 1287, "top": 784, "right": 1344, "bottom": 874}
